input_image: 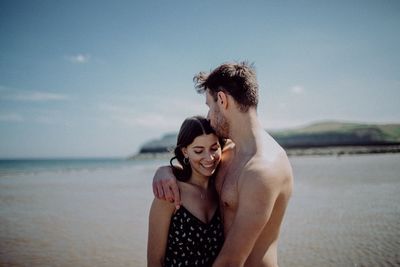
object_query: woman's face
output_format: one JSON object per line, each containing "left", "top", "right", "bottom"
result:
{"left": 182, "top": 133, "right": 221, "bottom": 178}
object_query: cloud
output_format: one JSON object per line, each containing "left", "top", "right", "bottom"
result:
{"left": 65, "top": 54, "right": 90, "bottom": 64}
{"left": 34, "top": 115, "right": 55, "bottom": 124}
{"left": 166, "top": 98, "right": 207, "bottom": 116}
{"left": 96, "top": 94, "right": 210, "bottom": 135}
{"left": 114, "top": 113, "right": 179, "bottom": 128}
{"left": 98, "top": 103, "right": 182, "bottom": 131}
{"left": 290, "top": 85, "right": 304, "bottom": 94}
{"left": 0, "top": 113, "right": 24, "bottom": 122}
{"left": 278, "top": 102, "right": 288, "bottom": 110}
{"left": 0, "top": 88, "right": 68, "bottom": 102}
{"left": 99, "top": 103, "right": 135, "bottom": 114}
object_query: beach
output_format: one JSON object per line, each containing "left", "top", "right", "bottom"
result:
{"left": 1, "top": 154, "right": 399, "bottom": 266}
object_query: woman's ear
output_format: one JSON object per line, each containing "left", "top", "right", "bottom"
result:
{"left": 217, "top": 91, "right": 228, "bottom": 109}
{"left": 181, "top": 147, "right": 188, "bottom": 158}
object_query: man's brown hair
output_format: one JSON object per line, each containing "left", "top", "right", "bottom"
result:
{"left": 193, "top": 61, "right": 259, "bottom": 112}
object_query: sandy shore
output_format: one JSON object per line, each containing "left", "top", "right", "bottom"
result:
{"left": 1, "top": 155, "right": 400, "bottom": 266}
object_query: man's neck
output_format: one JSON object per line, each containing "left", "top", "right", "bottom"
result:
{"left": 228, "top": 108, "right": 265, "bottom": 155}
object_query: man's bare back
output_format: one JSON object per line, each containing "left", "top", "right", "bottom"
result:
{"left": 213, "top": 134, "right": 293, "bottom": 267}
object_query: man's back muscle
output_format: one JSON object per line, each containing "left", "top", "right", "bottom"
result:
{"left": 242, "top": 148, "right": 293, "bottom": 267}
{"left": 215, "top": 134, "right": 293, "bottom": 267}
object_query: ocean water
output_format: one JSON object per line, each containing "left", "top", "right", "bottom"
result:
{"left": 0, "top": 154, "right": 399, "bottom": 266}
{"left": 0, "top": 158, "right": 134, "bottom": 177}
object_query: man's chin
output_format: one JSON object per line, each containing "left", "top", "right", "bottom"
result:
{"left": 211, "top": 123, "right": 228, "bottom": 138}
{"left": 216, "top": 130, "right": 228, "bottom": 139}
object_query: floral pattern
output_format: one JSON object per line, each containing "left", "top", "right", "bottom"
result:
{"left": 164, "top": 206, "right": 224, "bottom": 267}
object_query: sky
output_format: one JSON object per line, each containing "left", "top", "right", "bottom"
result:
{"left": 0, "top": 0, "right": 399, "bottom": 158}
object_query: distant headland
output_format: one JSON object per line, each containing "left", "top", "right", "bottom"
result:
{"left": 130, "top": 121, "right": 400, "bottom": 158}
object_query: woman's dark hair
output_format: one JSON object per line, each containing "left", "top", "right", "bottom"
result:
{"left": 170, "top": 115, "right": 225, "bottom": 182}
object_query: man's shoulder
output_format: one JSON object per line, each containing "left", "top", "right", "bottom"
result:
{"left": 240, "top": 150, "right": 292, "bottom": 189}
{"left": 247, "top": 146, "right": 288, "bottom": 171}
{"left": 219, "top": 139, "right": 235, "bottom": 170}
{"left": 222, "top": 139, "right": 235, "bottom": 154}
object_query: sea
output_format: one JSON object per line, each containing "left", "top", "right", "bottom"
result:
{"left": 0, "top": 154, "right": 399, "bottom": 266}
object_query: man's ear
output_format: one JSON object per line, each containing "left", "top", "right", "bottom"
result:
{"left": 217, "top": 91, "right": 228, "bottom": 109}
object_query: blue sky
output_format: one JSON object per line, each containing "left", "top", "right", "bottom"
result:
{"left": 1, "top": 0, "right": 399, "bottom": 158}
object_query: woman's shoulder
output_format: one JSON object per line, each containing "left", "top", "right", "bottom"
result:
{"left": 176, "top": 180, "right": 202, "bottom": 195}
{"left": 150, "top": 197, "right": 176, "bottom": 216}
{"left": 176, "top": 181, "right": 197, "bottom": 205}
{"left": 176, "top": 180, "right": 190, "bottom": 196}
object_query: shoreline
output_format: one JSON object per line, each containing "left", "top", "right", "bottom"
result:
{"left": 130, "top": 145, "right": 400, "bottom": 160}
{"left": 1, "top": 154, "right": 399, "bottom": 266}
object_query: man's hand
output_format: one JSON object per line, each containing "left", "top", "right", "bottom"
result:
{"left": 152, "top": 166, "right": 181, "bottom": 209}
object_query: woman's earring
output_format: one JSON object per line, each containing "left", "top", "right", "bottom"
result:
{"left": 183, "top": 157, "right": 190, "bottom": 165}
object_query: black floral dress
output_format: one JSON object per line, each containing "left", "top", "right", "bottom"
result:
{"left": 163, "top": 205, "right": 224, "bottom": 267}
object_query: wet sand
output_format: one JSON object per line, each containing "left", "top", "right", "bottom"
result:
{"left": 280, "top": 154, "right": 400, "bottom": 266}
{"left": 1, "top": 154, "right": 399, "bottom": 266}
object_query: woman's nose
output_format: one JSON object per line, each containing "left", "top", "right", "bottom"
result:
{"left": 207, "top": 152, "right": 215, "bottom": 160}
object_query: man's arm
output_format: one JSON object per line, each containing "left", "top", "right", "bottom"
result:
{"left": 212, "top": 168, "right": 281, "bottom": 267}
{"left": 152, "top": 166, "right": 181, "bottom": 209}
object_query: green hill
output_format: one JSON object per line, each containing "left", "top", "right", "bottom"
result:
{"left": 137, "top": 121, "right": 400, "bottom": 154}
{"left": 270, "top": 121, "right": 400, "bottom": 148}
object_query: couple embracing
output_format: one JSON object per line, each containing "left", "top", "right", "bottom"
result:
{"left": 147, "top": 62, "right": 293, "bottom": 267}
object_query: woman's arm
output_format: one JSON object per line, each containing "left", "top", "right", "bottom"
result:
{"left": 147, "top": 197, "right": 175, "bottom": 267}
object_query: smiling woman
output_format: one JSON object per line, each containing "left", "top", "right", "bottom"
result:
{"left": 169, "top": 116, "right": 225, "bottom": 182}
{"left": 147, "top": 115, "right": 225, "bottom": 267}
{"left": 181, "top": 134, "right": 221, "bottom": 179}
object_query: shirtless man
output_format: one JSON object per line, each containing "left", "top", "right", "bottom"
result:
{"left": 152, "top": 62, "right": 293, "bottom": 267}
